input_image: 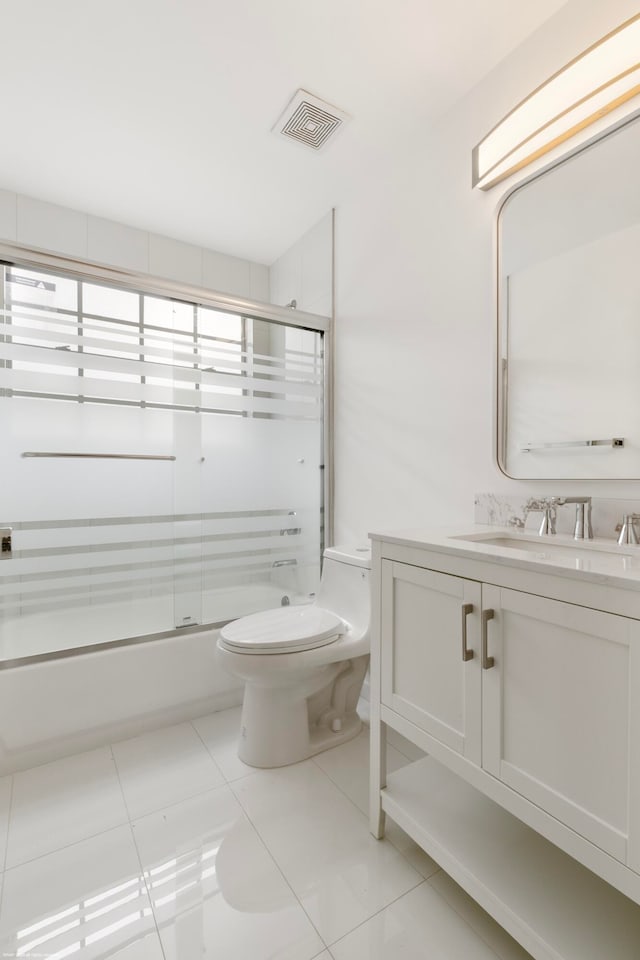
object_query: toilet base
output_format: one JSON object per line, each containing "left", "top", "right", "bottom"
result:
{"left": 237, "top": 656, "right": 368, "bottom": 768}
{"left": 238, "top": 703, "right": 363, "bottom": 768}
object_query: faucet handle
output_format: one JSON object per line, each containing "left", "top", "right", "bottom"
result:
{"left": 617, "top": 514, "right": 640, "bottom": 545}
{"left": 524, "top": 498, "right": 557, "bottom": 536}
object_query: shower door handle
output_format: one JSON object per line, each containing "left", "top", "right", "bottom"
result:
{"left": 1, "top": 528, "right": 12, "bottom": 558}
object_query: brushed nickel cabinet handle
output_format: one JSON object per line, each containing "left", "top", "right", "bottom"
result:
{"left": 461, "top": 603, "right": 474, "bottom": 661}
{"left": 481, "top": 608, "right": 495, "bottom": 669}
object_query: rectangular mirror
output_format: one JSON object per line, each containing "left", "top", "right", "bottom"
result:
{"left": 497, "top": 110, "right": 640, "bottom": 479}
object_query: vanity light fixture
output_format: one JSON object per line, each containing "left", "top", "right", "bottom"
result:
{"left": 472, "top": 12, "right": 640, "bottom": 189}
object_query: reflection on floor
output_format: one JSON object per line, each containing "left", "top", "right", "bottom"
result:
{"left": 0, "top": 704, "right": 533, "bottom": 959}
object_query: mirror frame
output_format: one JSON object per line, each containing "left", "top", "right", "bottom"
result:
{"left": 495, "top": 106, "right": 640, "bottom": 480}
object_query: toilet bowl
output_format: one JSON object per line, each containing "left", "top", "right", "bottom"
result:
{"left": 217, "top": 545, "right": 371, "bottom": 768}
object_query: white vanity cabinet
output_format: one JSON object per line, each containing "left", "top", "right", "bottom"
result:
{"left": 380, "top": 561, "right": 482, "bottom": 764}
{"left": 482, "top": 585, "right": 637, "bottom": 864}
{"left": 370, "top": 533, "right": 640, "bottom": 960}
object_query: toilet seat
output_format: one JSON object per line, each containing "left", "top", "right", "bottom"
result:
{"left": 219, "top": 605, "right": 344, "bottom": 655}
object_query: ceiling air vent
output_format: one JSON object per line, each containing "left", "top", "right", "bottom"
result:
{"left": 273, "top": 89, "right": 349, "bottom": 151}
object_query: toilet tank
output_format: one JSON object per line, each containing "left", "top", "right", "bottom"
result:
{"left": 315, "top": 544, "right": 371, "bottom": 633}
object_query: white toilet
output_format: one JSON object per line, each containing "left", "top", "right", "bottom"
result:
{"left": 217, "top": 545, "right": 371, "bottom": 768}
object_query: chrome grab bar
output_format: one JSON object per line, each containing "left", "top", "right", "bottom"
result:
{"left": 22, "top": 452, "right": 176, "bottom": 461}
{"left": 521, "top": 438, "right": 624, "bottom": 453}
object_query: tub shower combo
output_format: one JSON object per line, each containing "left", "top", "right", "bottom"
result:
{"left": 0, "top": 257, "right": 328, "bottom": 673}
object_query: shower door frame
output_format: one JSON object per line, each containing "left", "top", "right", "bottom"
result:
{"left": 0, "top": 240, "right": 333, "bottom": 667}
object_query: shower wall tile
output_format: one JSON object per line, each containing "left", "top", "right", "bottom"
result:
{"left": 203, "top": 248, "right": 251, "bottom": 297}
{"left": 0, "top": 189, "right": 17, "bottom": 241}
{"left": 1, "top": 189, "right": 273, "bottom": 304}
{"left": 250, "top": 262, "right": 270, "bottom": 302}
{"left": 269, "top": 211, "right": 332, "bottom": 316}
{"left": 148, "top": 233, "right": 203, "bottom": 287}
{"left": 87, "top": 215, "right": 149, "bottom": 273}
{"left": 270, "top": 242, "right": 302, "bottom": 309}
{"left": 16, "top": 195, "right": 88, "bottom": 258}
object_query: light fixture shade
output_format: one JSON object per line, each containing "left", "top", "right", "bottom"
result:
{"left": 473, "top": 13, "right": 640, "bottom": 190}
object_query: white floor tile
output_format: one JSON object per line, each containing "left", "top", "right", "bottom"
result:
{"left": 0, "top": 824, "right": 163, "bottom": 960}
{"left": 313, "top": 727, "right": 411, "bottom": 815}
{"left": 192, "top": 706, "right": 256, "bottom": 782}
{"left": 0, "top": 776, "right": 11, "bottom": 869}
{"left": 428, "top": 870, "right": 534, "bottom": 960}
{"left": 313, "top": 728, "right": 439, "bottom": 879}
{"left": 232, "top": 761, "right": 422, "bottom": 944}
{"left": 6, "top": 748, "right": 128, "bottom": 868}
{"left": 112, "top": 722, "right": 225, "bottom": 819}
{"left": 329, "top": 881, "right": 503, "bottom": 959}
{"left": 131, "top": 784, "right": 325, "bottom": 960}
{"left": 383, "top": 819, "right": 441, "bottom": 879}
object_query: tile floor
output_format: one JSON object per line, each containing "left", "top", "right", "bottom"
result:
{"left": 0, "top": 705, "right": 534, "bottom": 959}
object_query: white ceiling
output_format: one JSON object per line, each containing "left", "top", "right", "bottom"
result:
{"left": 0, "top": 0, "right": 567, "bottom": 264}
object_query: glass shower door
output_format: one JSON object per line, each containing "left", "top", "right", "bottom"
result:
{"left": 0, "top": 259, "right": 327, "bottom": 663}
{"left": 0, "top": 264, "right": 178, "bottom": 661}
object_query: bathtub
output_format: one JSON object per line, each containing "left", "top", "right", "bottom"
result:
{"left": 0, "top": 582, "right": 312, "bottom": 775}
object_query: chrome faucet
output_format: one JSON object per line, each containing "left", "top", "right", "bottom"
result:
{"left": 551, "top": 497, "right": 593, "bottom": 539}
{"left": 524, "top": 496, "right": 593, "bottom": 539}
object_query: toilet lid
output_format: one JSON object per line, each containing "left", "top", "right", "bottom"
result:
{"left": 219, "top": 606, "right": 344, "bottom": 654}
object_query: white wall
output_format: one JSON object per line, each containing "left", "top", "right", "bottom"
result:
{"left": 0, "top": 190, "right": 270, "bottom": 301}
{"left": 333, "top": 0, "right": 640, "bottom": 544}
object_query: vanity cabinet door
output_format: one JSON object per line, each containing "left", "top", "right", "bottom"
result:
{"left": 481, "top": 585, "right": 639, "bottom": 865}
{"left": 380, "top": 560, "right": 482, "bottom": 765}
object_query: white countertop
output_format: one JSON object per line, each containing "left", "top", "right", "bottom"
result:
{"left": 369, "top": 524, "right": 640, "bottom": 591}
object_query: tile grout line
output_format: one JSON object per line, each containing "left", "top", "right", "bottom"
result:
{"left": 424, "top": 872, "right": 531, "bottom": 960}
{"left": 3, "top": 744, "right": 129, "bottom": 876}
{"left": 309, "top": 746, "right": 431, "bottom": 877}
{"left": 109, "top": 721, "right": 235, "bottom": 821}
{"left": 0, "top": 775, "right": 15, "bottom": 920}
{"left": 226, "top": 776, "right": 330, "bottom": 953}
{"left": 1, "top": 775, "right": 13, "bottom": 874}
{"left": 325, "top": 878, "right": 429, "bottom": 951}
{"left": 189, "top": 718, "right": 233, "bottom": 785}
{"left": 1, "top": 756, "right": 136, "bottom": 873}
{"left": 108, "top": 744, "right": 168, "bottom": 960}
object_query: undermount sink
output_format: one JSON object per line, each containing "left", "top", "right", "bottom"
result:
{"left": 450, "top": 531, "right": 640, "bottom": 569}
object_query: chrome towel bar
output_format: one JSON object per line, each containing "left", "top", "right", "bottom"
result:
{"left": 521, "top": 438, "right": 624, "bottom": 453}
{"left": 22, "top": 452, "right": 176, "bottom": 461}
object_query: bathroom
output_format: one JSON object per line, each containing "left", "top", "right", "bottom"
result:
{"left": 1, "top": 0, "right": 640, "bottom": 956}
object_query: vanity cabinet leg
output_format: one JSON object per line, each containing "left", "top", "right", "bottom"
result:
{"left": 370, "top": 701, "right": 387, "bottom": 838}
